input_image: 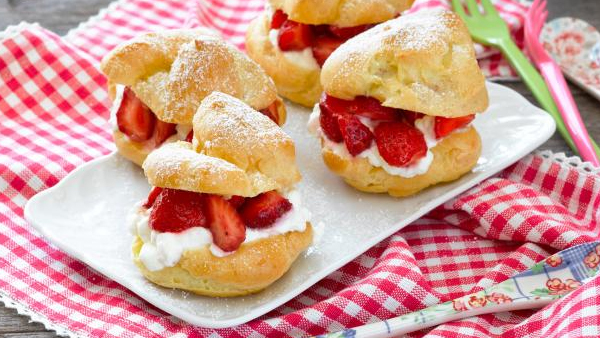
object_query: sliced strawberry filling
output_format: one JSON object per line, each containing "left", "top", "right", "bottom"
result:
{"left": 116, "top": 87, "right": 177, "bottom": 147}
{"left": 185, "top": 130, "right": 194, "bottom": 143}
{"left": 238, "top": 191, "right": 292, "bottom": 228}
{"left": 143, "top": 188, "right": 294, "bottom": 252}
{"left": 271, "top": 9, "right": 374, "bottom": 66}
{"left": 337, "top": 114, "right": 374, "bottom": 156}
{"left": 119, "top": 88, "right": 281, "bottom": 146}
{"left": 374, "top": 122, "right": 427, "bottom": 167}
{"left": 148, "top": 188, "right": 208, "bottom": 233}
{"left": 318, "top": 94, "right": 475, "bottom": 167}
{"left": 259, "top": 101, "right": 281, "bottom": 125}
{"left": 434, "top": 115, "right": 475, "bottom": 139}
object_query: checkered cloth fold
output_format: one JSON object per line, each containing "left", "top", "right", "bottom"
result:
{"left": 1, "top": 1, "right": 599, "bottom": 337}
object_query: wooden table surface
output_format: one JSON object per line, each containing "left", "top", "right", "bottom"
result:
{"left": 1, "top": 0, "right": 599, "bottom": 336}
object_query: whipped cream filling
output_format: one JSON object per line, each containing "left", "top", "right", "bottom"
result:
{"left": 129, "top": 189, "right": 311, "bottom": 271}
{"left": 308, "top": 104, "right": 472, "bottom": 178}
{"left": 268, "top": 28, "right": 320, "bottom": 70}
{"left": 110, "top": 84, "right": 191, "bottom": 148}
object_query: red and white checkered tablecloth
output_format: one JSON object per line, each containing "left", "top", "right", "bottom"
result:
{"left": 1, "top": 1, "right": 599, "bottom": 337}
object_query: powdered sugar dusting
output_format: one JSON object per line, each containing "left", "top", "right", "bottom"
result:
{"left": 337, "top": 8, "right": 452, "bottom": 56}
{"left": 143, "top": 142, "right": 242, "bottom": 189}
{"left": 143, "top": 93, "right": 297, "bottom": 195}
{"left": 103, "top": 30, "right": 276, "bottom": 124}
{"left": 196, "top": 92, "right": 292, "bottom": 153}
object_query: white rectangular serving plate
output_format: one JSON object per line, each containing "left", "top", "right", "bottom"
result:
{"left": 25, "top": 82, "right": 555, "bottom": 328}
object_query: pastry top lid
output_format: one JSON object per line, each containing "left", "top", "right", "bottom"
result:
{"left": 101, "top": 29, "right": 280, "bottom": 124}
{"left": 143, "top": 92, "right": 300, "bottom": 197}
{"left": 321, "top": 9, "right": 489, "bottom": 117}
{"left": 268, "top": 0, "right": 414, "bottom": 27}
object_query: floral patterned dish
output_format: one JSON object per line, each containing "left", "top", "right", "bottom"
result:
{"left": 318, "top": 241, "right": 600, "bottom": 338}
{"left": 541, "top": 17, "right": 600, "bottom": 102}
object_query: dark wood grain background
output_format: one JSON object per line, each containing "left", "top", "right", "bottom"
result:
{"left": 1, "top": 0, "right": 599, "bottom": 336}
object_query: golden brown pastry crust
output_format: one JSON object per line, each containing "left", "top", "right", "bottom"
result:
{"left": 143, "top": 92, "right": 300, "bottom": 197}
{"left": 321, "top": 9, "right": 488, "bottom": 117}
{"left": 193, "top": 92, "right": 300, "bottom": 189}
{"left": 132, "top": 224, "right": 312, "bottom": 297}
{"left": 143, "top": 141, "right": 275, "bottom": 197}
{"left": 321, "top": 126, "right": 481, "bottom": 197}
{"left": 113, "top": 129, "right": 153, "bottom": 167}
{"left": 246, "top": 13, "right": 322, "bottom": 107}
{"left": 135, "top": 93, "right": 311, "bottom": 297}
{"left": 269, "top": 0, "right": 414, "bottom": 26}
{"left": 101, "top": 29, "right": 283, "bottom": 124}
{"left": 102, "top": 29, "right": 287, "bottom": 166}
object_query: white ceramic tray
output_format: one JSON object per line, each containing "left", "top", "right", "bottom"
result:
{"left": 24, "top": 82, "right": 555, "bottom": 328}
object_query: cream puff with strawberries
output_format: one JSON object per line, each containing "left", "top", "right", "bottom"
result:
{"left": 308, "top": 9, "right": 489, "bottom": 197}
{"left": 129, "top": 92, "right": 312, "bottom": 297}
{"left": 246, "top": 0, "right": 415, "bottom": 107}
{"left": 101, "top": 29, "right": 286, "bottom": 166}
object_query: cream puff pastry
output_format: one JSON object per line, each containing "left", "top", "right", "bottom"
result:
{"left": 246, "top": 0, "right": 415, "bottom": 107}
{"left": 130, "top": 92, "right": 312, "bottom": 297}
{"left": 308, "top": 9, "right": 489, "bottom": 197}
{"left": 101, "top": 29, "right": 287, "bottom": 166}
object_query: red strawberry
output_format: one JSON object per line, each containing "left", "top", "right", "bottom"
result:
{"left": 403, "top": 111, "right": 425, "bottom": 126}
{"left": 149, "top": 189, "right": 207, "bottom": 233}
{"left": 434, "top": 115, "right": 475, "bottom": 139}
{"left": 205, "top": 195, "right": 246, "bottom": 252}
{"left": 374, "top": 121, "right": 427, "bottom": 167}
{"left": 321, "top": 94, "right": 400, "bottom": 121}
{"left": 328, "top": 24, "right": 373, "bottom": 39}
{"left": 152, "top": 119, "right": 177, "bottom": 147}
{"left": 271, "top": 9, "right": 288, "bottom": 29}
{"left": 338, "top": 114, "right": 373, "bottom": 156}
{"left": 238, "top": 191, "right": 292, "bottom": 228}
{"left": 227, "top": 195, "right": 246, "bottom": 209}
{"left": 311, "top": 24, "right": 331, "bottom": 36}
{"left": 116, "top": 87, "right": 156, "bottom": 142}
{"left": 259, "top": 102, "right": 280, "bottom": 125}
{"left": 352, "top": 97, "right": 402, "bottom": 121}
{"left": 319, "top": 99, "right": 343, "bottom": 143}
{"left": 311, "top": 35, "right": 344, "bottom": 66}
{"left": 143, "top": 186, "right": 163, "bottom": 208}
{"left": 278, "top": 20, "right": 313, "bottom": 51}
{"left": 185, "top": 130, "right": 193, "bottom": 142}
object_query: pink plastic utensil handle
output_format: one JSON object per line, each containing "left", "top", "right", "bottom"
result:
{"left": 538, "top": 62, "right": 600, "bottom": 166}
{"left": 525, "top": 0, "right": 600, "bottom": 166}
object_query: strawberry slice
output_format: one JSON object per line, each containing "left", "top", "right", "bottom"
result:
{"left": 278, "top": 20, "right": 313, "bottom": 51}
{"left": 338, "top": 115, "right": 373, "bottom": 156}
{"left": 403, "top": 111, "right": 425, "bottom": 126}
{"left": 205, "top": 195, "right": 246, "bottom": 252}
{"left": 312, "top": 36, "right": 344, "bottom": 66}
{"left": 434, "top": 115, "right": 475, "bottom": 139}
{"left": 319, "top": 98, "right": 344, "bottom": 143}
{"left": 185, "top": 130, "right": 193, "bottom": 142}
{"left": 374, "top": 121, "right": 427, "bottom": 167}
{"left": 117, "top": 87, "right": 156, "bottom": 142}
{"left": 352, "top": 97, "right": 402, "bottom": 121}
{"left": 149, "top": 188, "right": 207, "bottom": 233}
{"left": 328, "top": 24, "right": 373, "bottom": 39}
{"left": 321, "top": 94, "right": 401, "bottom": 121}
{"left": 227, "top": 195, "right": 246, "bottom": 209}
{"left": 143, "top": 186, "right": 163, "bottom": 208}
{"left": 152, "top": 119, "right": 177, "bottom": 147}
{"left": 271, "top": 9, "right": 288, "bottom": 29}
{"left": 259, "top": 102, "right": 280, "bottom": 125}
{"left": 311, "top": 24, "right": 330, "bottom": 36}
{"left": 238, "top": 191, "right": 292, "bottom": 228}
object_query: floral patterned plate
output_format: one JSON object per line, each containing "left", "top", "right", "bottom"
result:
{"left": 541, "top": 17, "right": 600, "bottom": 102}
{"left": 319, "top": 241, "right": 600, "bottom": 338}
